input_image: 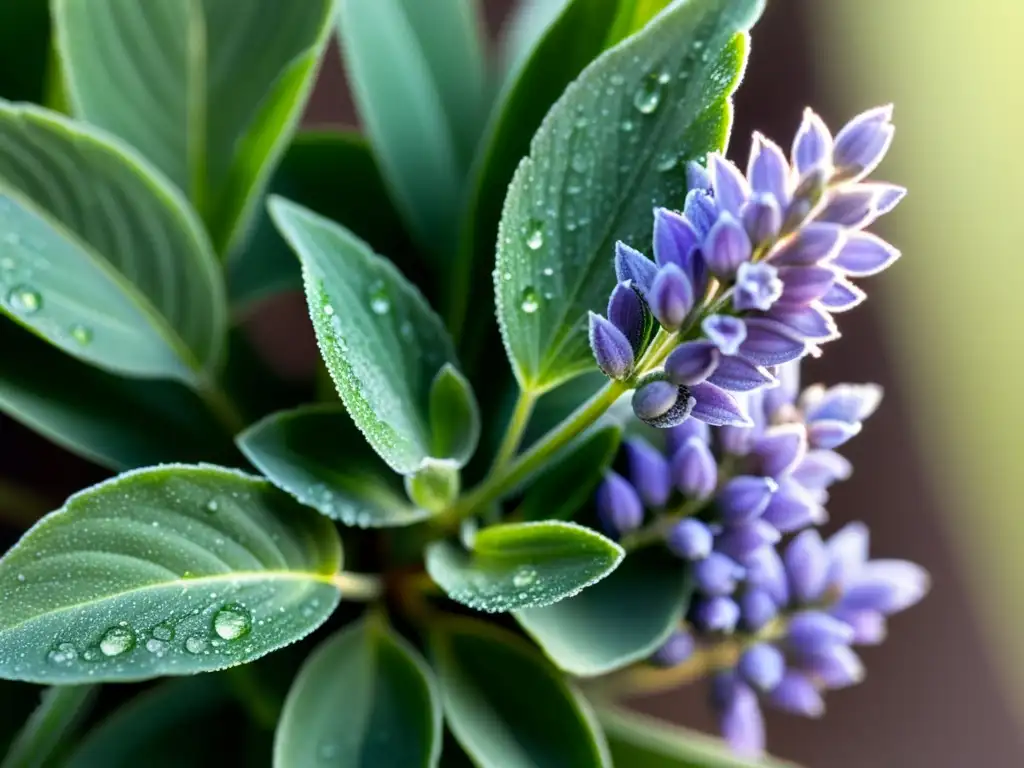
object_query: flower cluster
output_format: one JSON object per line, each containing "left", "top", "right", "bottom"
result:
{"left": 596, "top": 364, "right": 928, "bottom": 756}
{"left": 588, "top": 106, "right": 904, "bottom": 432}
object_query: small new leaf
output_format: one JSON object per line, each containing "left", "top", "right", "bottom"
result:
{"left": 429, "top": 364, "right": 481, "bottom": 467}
{"left": 425, "top": 521, "right": 624, "bottom": 613}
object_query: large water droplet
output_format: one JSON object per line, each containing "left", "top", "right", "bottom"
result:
{"left": 8, "top": 285, "right": 41, "bottom": 314}
{"left": 633, "top": 72, "right": 666, "bottom": 115}
{"left": 525, "top": 221, "right": 544, "bottom": 251}
{"left": 145, "top": 638, "right": 168, "bottom": 654}
{"left": 656, "top": 152, "right": 679, "bottom": 172}
{"left": 69, "top": 324, "right": 92, "bottom": 345}
{"left": 368, "top": 281, "right": 390, "bottom": 315}
{"left": 152, "top": 623, "right": 174, "bottom": 642}
{"left": 48, "top": 642, "right": 78, "bottom": 664}
{"left": 513, "top": 567, "right": 537, "bottom": 588}
{"left": 185, "top": 635, "right": 208, "bottom": 654}
{"left": 213, "top": 604, "right": 252, "bottom": 640}
{"left": 519, "top": 288, "right": 539, "bottom": 314}
{"left": 99, "top": 627, "right": 134, "bottom": 657}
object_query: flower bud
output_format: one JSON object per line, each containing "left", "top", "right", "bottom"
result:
{"left": 776, "top": 266, "right": 837, "bottom": 307}
{"left": 614, "top": 241, "right": 658, "bottom": 293}
{"left": 648, "top": 263, "right": 694, "bottom": 330}
{"left": 752, "top": 424, "right": 807, "bottom": 478}
{"left": 623, "top": 437, "right": 671, "bottom": 507}
{"left": 665, "top": 341, "right": 719, "bottom": 386}
{"left": 670, "top": 437, "right": 718, "bottom": 500}
{"left": 650, "top": 630, "right": 695, "bottom": 667}
{"left": 708, "top": 153, "right": 750, "bottom": 216}
{"left": 825, "top": 521, "right": 869, "bottom": 589}
{"left": 739, "top": 642, "right": 786, "bottom": 692}
{"left": 786, "top": 611, "right": 855, "bottom": 654}
{"left": 666, "top": 518, "right": 714, "bottom": 560}
{"left": 785, "top": 530, "right": 830, "bottom": 603}
{"left": 607, "top": 281, "right": 647, "bottom": 352}
{"left": 745, "top": 546, "right": 790, "bottom": 605}
{"left": 686, "top": 160, "right": 712, "bottom": 192}
{"left": 588, "top": 312, "right": 634, "bottom": 379}
{"left": 632, "top": 379, "right": 695, "bottom": 428}
{"left": 684, "top": 188, "right": 718, "bottom": 235}
{"left": 737, "top": 318, "right": 806, "bottom": 366}
{"left": 703, "top": 214, "right": 752, "bottom": 278}
{"left": 707, "top": 355, "right": 777, "bottom": 393}
{"left": 762, "top": 480, "right": 824, "bottom": 533}
{"left": 694, "top": 552, "right": 744, "bottom": 596}
{"left": 768, "top": 671, "right": 825, "bottom": 718}
{"left": 837, "top": 560, "right": 930, "bottom": 615}
{"left": 768, "top": 223, "right": 845, "bottom": 266}
{"left": 832, "top": 105, "right": 894, "bottom": 182}
{"left": 807, "top": 419, "right": 861, "bottom": 450}
{"left": 791, "top": 108, "right": 833, "bottom": 176}
{"left": 689, "top": 382, "right": 755, "bottom": 428}
{"left": 595, "top": 471, "right": 643, "bottom": 536}
{"left": 740, "top": 194, "right": 783, "bottom": 246}
{"left": 694, "top": 595, "right": 741, "bottom": 633}
{"left": 746, "top": 132, "right": 790, "bottom": 206}
{"left": 740, "top": 587, "right": 779, "bottom": 631}
{"left": 816, "top": 185, "right": 878, "bottom": 228}
{"left": 653, "top": 207, "right": 700, "bottom": 272}
{"left": 714, "top": 674, "right": 766, "bottom": 758}
{"left": 718, "top": 476, "right": 778, "bottom": 525}
{"left": 665, "top": 418, "right": 710, "bottom": 453}
{"left": 715, "top": 519, "right": 780, "bottom": 561}
{"left": 831, "top": 231, "right": 900, "bottom": 277}
{"left": 800, "top": 643, "right": 865, "bottom": 689}
{"left": 829, "top": 607, "right": 886, "bottom": 645}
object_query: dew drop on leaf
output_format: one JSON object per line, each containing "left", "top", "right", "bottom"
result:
{"left": 145, "top": 638, "right": 168, "bottom": 654}
{"left": 213, "top": 604, "right": 252, "bottom": 640}
{"left": 323, "top": 304, "right": 335, "bottom": 317}
{"left": 633, "top": 71, "right": 666, "bottom": 115}
{"left": 620, "top": 119, "right": 635, "bottom": 132}
{"left": 519, "top": 288, "right": 540, "bottom": 314}
{"left": 152, "top": 623, "right": 174, "bottom": 641}
{"left": 542, "top": 267, "right": 554, "bottom": 277}
{"left": 205, "top": 499, "right": 219, "bottom": 513}
{"left": 99, "top": 627, "right": 135, "bottom": 657}
{"left": 512, "top": 567, "right": 538, "bottom": 588}
{"left": 185, "top": 635, "right": 208, "bottom": 654}
{"left": 525, "top": 221, "right": 544, "bottom": 251}
{"left": 8, "top": 285, "right": 41, "bottom": 314}
{"left": 368, "top": 280, "right": 390, "bottom": 315}
{"left": 47, "top": 642, "right": 78, "bottom": 664}
{"left": 656, "top": 152, "right": 679, "bottom": 172}
{"left": 69, "top": 324, "right": 93, "bottom": 345}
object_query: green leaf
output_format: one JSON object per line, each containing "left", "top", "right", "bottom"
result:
{"left": 0, "top": 465, "right": 343, "bottom": 684}
{"left": 425, "top": 521, "right": 624, "bottom": 612}
{"left": 607, "top": 0, "right": 676, "bottom": 43}
{"left": 2, "top": 685, "right": 96, "bottom": 768}
{"left": 598, "top": 707, "right": 800, "bottom": 767}
{"left": 430, "top": 619, "right": 611, "bottom": 768}
{"left": 227, "top": 131, "right": 416, "bottom": 312}
{"left": 54, "top": 0, "right": 334, "bottom": 255}
{"left": 0, "top": 320, "right": 236, "bottom": 470}
{"left": 238, "top": 405, "right": 428, "bottom": 529}
{"left": 336, "top": 0, "right": 487, "bottom": 257}
{"left": 518, "top": 424, "right": 622, "bottom": 522}
{"left": 429, "top": 364, "right": 481, "bottom": 467}
{"left": 268, "top": 197, "right": 459, "bottom": 476}
{"left": 515, "top": 549, "right": 691, "bottom": 676}
{"left": 0, "top": 101, "right": 226, "bottom": 387}
{"left": 275, "top": 616, "right": 442, "bottom": 768}
{"left": 494, "top": 0, "right": 762, "bottom": 393}
{"left": 65, "top": 676, "right": 242, "bottom": 767}
{"left": 0, "top": 0, "right": 51, "bottom": 103}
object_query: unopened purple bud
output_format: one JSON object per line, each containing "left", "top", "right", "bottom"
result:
{"left": 805, "top": 383, "right": 883, "bottom": 424}
{"left": 707, "top": 355, "right": 776, "bottom": 393}
{"left": 694, "top": 552, "right": 744, "bottom": 596}
{"left": 739, "top": 643, "right": 786, "bottom": 692}
{"left": 787, "top": 611, "right": 855, "bottom": 654}
{"left": 653, "top": 208, "right": 700, "bottom": 272}
{"left": 838, "top": 560, "right": 930, "bottom": 615}
{"left": 686, "top": 161, "right": 712, "bottom": 192}
{"left": 745, "top": 546, "right": 789, "bottom": 605}
{"left": 833, "top": 105, "right": 894, "bottom": 182}
{"left": 793, "top": 450, "right": 853, "bottom": 492}
{"left": 684, "top": 188, "right": 718, "bottom": 236}
{"left": 807, "top": 419, "right": 862, "bottom": 450}
{"left": 776, "top": 265, "right": 837, "bottom": 307}
{"left": 733, "top": 261, "right": 783, "bottom": 312}
{"left": 826, "top": 521, "right": 869, "bottom": 589}
{"left": 715, "top": 675, "right": 766, "bottom": 758}
{"left": 671, "top": 437, "right": 718, "bottom": 501}
{"left": 665, "top": 341, "right": 720, "bottom": 386}
{"left": 786, "top": 529, "right": 830, "bottom": 603}
{"left": 694, "top": 595, "right": 741, "bottom": 633}
{"left": 624, "top": 437, "right": 671, "bottom": 508}
{"left": 665, "top": 418, "right": 710, "bottom": 453}
{"left": 753, "top": 425, "right": 807, "bottom": 478}
{"left": 768, "top": 223, "right": 845, "bottom": 267}
{"left": 708, "top": 153, "right": 750, "bottom": 216}
{"left": 607, "top": 281, "right": 647, "bottom": 352}
{"left": 702, "top": 315, "right": 747, "bottom": 356}
{"left": 830, "top": 607, "right": 887, "bottom": 645}
{"left": 768, "top": 671, "right": 825, "bottom": 718}
{"left": 767, "top": 305, "right": 838, "bottom": 343}
{"left": 689, "top": 382, "right": 754, "bottom": 428}
{"left": 650, "top": 629, "right": 695, "bottom": 667}
{"left": 589, "top": 312, "right": 634, "bottom": 379}
{"left": 666, "top": 517, "right": 714, "bottom": 560}
{"left": 819, "top": 278, "right": 866, "bottom": 312}
{"left": 738, "top": 318, "right": 806, "bottom": 366}
{"left": 792, "top": 108, "right": 834, "bottom": 176}
{"left": 703, "top": 214, "right": 752, "bottom": 278}
{"left": 801, "top": 643, "right": 865, "bottom": 689}
{"left": 718, "top": 476, "right": 778, "bottom": 525}
{"left": 741, "top": 587, "right": 780, "bottom": 631}
{"left": 830, "top": 232, "right": 900, "bottom": 276}
{"left": 614, "top": 241, "right": 658, "bottom": 293}
{"left": 596, "top": 471, "right": 643, "bottom": 536}
{"left": 649, "top": 263, "right": 695, "bottom": 330}
{"left": 762, "top": 479, "right": 823, "bottom": 533}
{"left": 716, "top": 519, "right": 780, "bottom": 561}
{"left": 816, "top": 185, "right": 879, "bottom": 228}
{"left": 747, "top": 132, "right": 790, "bottom": 205}
{"left": 740, "top": 194, "right": 783, "bottom": 247}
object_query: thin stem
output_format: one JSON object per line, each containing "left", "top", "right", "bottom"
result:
{"left": 621, "top": 497, "right": 707, "bottom": 550}
{"left": 490, "top": 391, "right": 538, "bottom": 472}
{"left": 331, "top": 570, "right": 386, "bottom": 601}
{"left": 197, "top": 377, "right": 247, "bottom": 435}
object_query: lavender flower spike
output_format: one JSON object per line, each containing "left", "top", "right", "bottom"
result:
{"left": 588, "top": 312, "right": 633, "bottom": 379}
{"left": 715, "top": 675, "right": 766, "bottom": 757}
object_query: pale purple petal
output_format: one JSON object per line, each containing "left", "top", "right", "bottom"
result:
{"left": 747, "top": 132, "right": 790, "bottom": 205}
{"left": 665, "top": 341, "right": 720, "bottom": 386}
{"left": 768, "top": 223, "right": 845, "bottom": 266}
{"left": 624, "top": 437, "right": 671, "bottom": 507}
{"left": 777, "top": 265, "right": 838, "bottom": 307}
{"left": 709, "top": 153, "right": 750, "bottom": 216}
{"left": 690, "top": 382, "right": 754, "bottom": 427}
{"left": 607, "top": 281, "right": 647, "bottom": 351}
{"left": 733, "top": 261, "right": 783, "bottom": 312}
{"left": 671, "top": 437, "right": 718, "bottom": 500}
{"left": 653, "top": 207, "right": 700, "bottom": 271}
{"left": 831, "top": 232, "right": 900, "bottom": 276}
{"left": 589, "top": 312, "right": 633, "bottom": 379}
{"left": 614, "top": 241, "right": 658, "bottom": 292}
{"left": 819, "top": 278, "right": 866, "bottom": 312}
{"left": 792, "top": 108, "right": 834, "bottom": 175}
{"left": 704, "top": 213, "right": 752, "bottom": 278}
{"left": 702, "top": 315, "right": 747, "bottom": 356}
{"left": 786, "top": 529, "right": 830, "bottom": 603}
{"left": 768, "top": 671, "right": 825, "bottom": 718}
{"left": 739, "top": 318, "right": 807, "bottom": 366}
{"left": 708, "top": 355, "right": 777, "bottom": 392}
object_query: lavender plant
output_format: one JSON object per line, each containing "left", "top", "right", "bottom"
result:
{"left": 0, "top": 0, "right": 926, "bottom": 765}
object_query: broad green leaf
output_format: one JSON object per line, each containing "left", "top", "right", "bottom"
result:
{"left": 0, "top": 0, "right": 51, "bottom": 103}
{"left": 598, "top": 707, "right": 799, "bottom": 767}
{"left": 515, "top": 549, "right": 691, "bottom": 676}
{"left": 0, "top": 465, "right": 343, "bottom": 684}
{"left": 275, "top": 616, "right": 442, "bottom": 768}
{"left": 66, "top": 676, "right": 244, "bottom": 767}
{"left": 336, "top": 0, "right": 487, "bottom": 257}
{"left": 0, "top": 320, "right": 236, "bottom": 471}
{"left": 269, "top": 197, "right": 459, "bottom": 476}
{"left": 0, "top": 101, "right": 226, "bottom": 387}
{"left": 430, "top": 619, "right": 611, "bottom": 768}
{"left": 518, "top": 424, "right": 622, "bottom": 522}
{"left": 429, "top": 364, "right": 481, "bottom": 467}
{"left": 238, "top": 405, "right": 428, "bottom": 529}
{"left": 54, "top": 0, "right": 334, "bottom": 255}
{"left": 227, "top": 131, "right": 416, "bottom": 312}
{"left": 495, "top": 0, "right": 762, "bottom": 392}
{"left": 425, "top": 521, "right": 623, "bottom": 612}
{"left": 2, "top": 685, "right": 96, "bottom": 768}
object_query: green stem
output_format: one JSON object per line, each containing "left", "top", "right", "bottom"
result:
{"left": 197, "top": 378, "right": 247, "bottom": 436}
{"left": 331, "top": 570, "right": 385, "bottom": 601}
{"left": 490, "top": 390, "right": 538, "bottom": 472}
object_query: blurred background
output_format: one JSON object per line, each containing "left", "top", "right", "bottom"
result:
{"left": 2, "top": 0, "right": 1022, "bottom": 765}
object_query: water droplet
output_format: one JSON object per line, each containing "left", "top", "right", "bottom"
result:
{"left": 519, "top": 288, "right": 539, "bottom": 314}
{"left": 99, "top": 627, "right": 135, "bottom": 657}
{"left": 47, "top": 642, "right": 78, "bottom": 665}
{"left": 525, "top": 222, "right": 544, "bottom": 251}
{"left": 368, "top": 281, "right": 390, "bottom": 315}
{"left": 658, "top": 71, "right": 671, "bottom": 84}
{"left": 145, "top": 638, "right": 168, "bottom": 654}
{"left": 185, "top": 635, "right": 208, "bottom": 654}
{"left": 16, "top": 573, "right": 25, "bottom": 583}
{"left": 318, "top": 742, "right": 339, "bottom": 762}
{"left": 213, "top": 604, "right": 252, "bottom": 640}
{"left": 567, "top": 183, "right": 582, "bottom": 195}
{"left": 152, "top": 623, "right": 174, "bottom": 641}
{"left": 542, "top": 267, "right": 554, "bottom": 277}
{"left": 69, "top": 324, "right": 92, "bottom": 345}
{"left": 570, "top": 155, "right": 588, "bottom": 173}
{"left": 633, "top": 72, "right": 666, "bottom": 115}
{"left": 620, "top": 119, "right": 635, "bottom": 132}
{"left": 513, "top": 567, "right": 537, "bottom": 588}
{"left": 323, "top": 303, "right": 335, "bottom": 317}
{"left": 205, "top": 500, "right": 219, "bottom": 513}
{"left": 574, "top": 116, "right": 588, "bottom": 129}
{"left": 656, "top": 152, "right": 679, "bottom": 172}
{"left": 8, "top": 285, "right": 41, "bottom": 314}
{"left": 610, "top": 73, "right": 625, "bottom": 86}
{"left": 502, "top": 271, "right": 512, "bottom": 282}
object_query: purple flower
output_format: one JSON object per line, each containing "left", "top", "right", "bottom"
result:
{"left": 708, "top": 153, "right": 750, "bottom": 216}
{"left": 588, "top": 312, "right": 633, "bottom": 379}
{"left": 768, "top": 223, "right": 845, "bottom": 266}
{"left": 741, "top": 194, "right": 783, "bottom": 246}
{"left": 653, "top": 208, "right": 701, "bottom": 280}
{"left": 791, "top": 108, "right": 833, "bottom": 176}
{"left": 738, "top": 643, "right": 786, "bottom": 692}
{"left": 632, "top": 380, "right": 695, "bottom": 428}
{"left": 670, "top": 438, "right": 718, "bottom": 501}
{"left": 649, "top": 263, "right": 695, "bottom": 330}
{"left": 595, "top": 471, "right": 643, "bottom": 536}
{"left": 703, "top": 214, "right": 752, "bottom": 278}
{"left": 707, "top": 355, "right": 776, "bottom": 393}
{"left": 715, "top": 674, "right": 766, "bottom": 758}
{"left": 667, "top": 518, "right": 714, "bottom": 560}
{"left": 665, "top": 341, "right": 720, "bottom": 386}
{"left": 614, "top": 241, "right": 658, "bottom": 293}
{"left": 733, "top": 261, "right": 783, "bottom": 312}
{"left": 650, "top": 630, "right": 695, "bottom": 667}
{"left": 717, "top": 476, "right": 778, "bottom": 525}
{"left": 768, "top": 671, "right": 825, "bottom": 718}
{"left": 694, "top": 595, "right": 741, "bottom": 633}
{"left": 702, "top": 315, "right": 747, "bottom": 356}
{"left": 716, "top": 519, "right": 781, "bottom": 561}
{"left": 752, "top": 425, "right": 807, "bottom": 478}
{"left": 832, "top": 105, "right": 895, "bottom": 182}
{"left": 785, "top": 530, "right": 830, "bottom": 603}
{"left": 746, "top": 132, "right": 790, "bottom": 206}
{"left": 786, "top": 611, "right": 855, "bottom": 655}
{"left": 740, "top": 587, "right": 779, "bottom": 631}
{"left": 694, "top": 551, "right": 745, "bottom": 596}
{"left": 623, "top": 437, "right": 671, "bottom": 508}
{"left": 607, "top": 281, "right": 647, "bottom": 352}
